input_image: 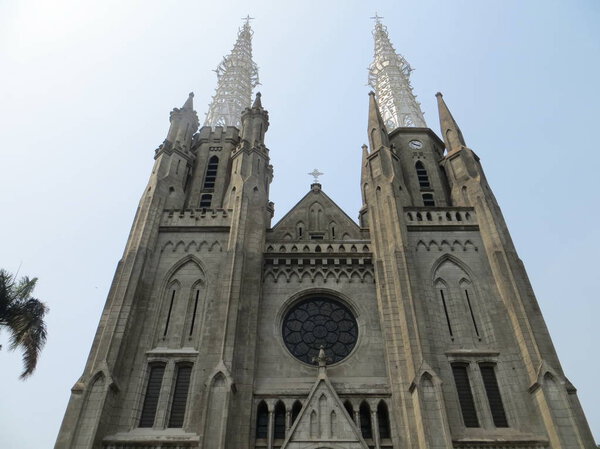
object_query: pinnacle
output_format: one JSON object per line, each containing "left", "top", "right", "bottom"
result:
{"left": 182, "top": 92, "right": 194, "bottom": 110}
{"left": 252, "top": 92, "right": 262, "bottom": 108}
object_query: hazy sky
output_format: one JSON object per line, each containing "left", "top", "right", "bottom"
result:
{"left": 1, "top": 0, "right": 598, "bottom": 446}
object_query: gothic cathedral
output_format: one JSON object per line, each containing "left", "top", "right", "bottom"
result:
{"left": 55, "top": 18, "right": 595, "bottom": 449}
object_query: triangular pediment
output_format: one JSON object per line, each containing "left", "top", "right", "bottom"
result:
{"left": 281, "top": 375, "right": 368, "bottom": 449}
{"left": 269, "top": 185, "right": 362, "bottom": 242}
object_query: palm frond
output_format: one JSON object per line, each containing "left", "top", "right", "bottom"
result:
{"left": 0, "top": 269, "right": 49, "bottom": 379}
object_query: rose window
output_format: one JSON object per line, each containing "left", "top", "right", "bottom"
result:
{"left": 282, "top": 297, "right": 358, "bottom": 364}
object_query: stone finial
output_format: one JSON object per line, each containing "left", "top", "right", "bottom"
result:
{"left": 182, "top": 92, "right": 194, "bottom": 110}
{"left": 252, "top": 92, "right": 262, "bottom": 109}
{"left": 312, "top": 345, "right": 332, "bottom": 377}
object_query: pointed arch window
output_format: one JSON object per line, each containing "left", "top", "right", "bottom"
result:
{"left": 344, "top": 400, "right": 355, "bottom": 421}
{"left": 377, "top": 400, "right": 391, "bottom": 439}
{"left": 168, "top": 363, "right": 192, "bottom": 428}
{"left": 139, "top": 363, "right": 166, "bottom": 428}
{"left": 203, "top": 156, "right": 219, "bottom": 190}
{"left": 415, "top": 161, "right": 430, "bottom": 188}
{"left": 256, "top": 401, "right": 268, "bottom": 438}
{"left": 273, "top": 401, "right": 286, "bottom": 439}
{"left": 359, "top": 402, "right": 373, "bottom": 439}
{"left": 291, "top": 400, "right": 302, "bottom": 424}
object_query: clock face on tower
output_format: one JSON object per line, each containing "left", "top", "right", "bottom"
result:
{"left": 409, "top": 139, "right": 423, "bottom": 149}
{"left": 282, "top": 297, "right": 358, "bottom": 365}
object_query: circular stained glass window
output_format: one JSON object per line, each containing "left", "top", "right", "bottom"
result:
{"left": 282, "top": 297, "right": 358, "bottom": 365}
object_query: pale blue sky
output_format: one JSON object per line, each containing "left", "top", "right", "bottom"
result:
{"left": 0, "top": 1, "right": 598, "bottom": 446}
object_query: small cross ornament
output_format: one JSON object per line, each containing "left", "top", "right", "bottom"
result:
{"left": 308, "top": 168, "right": 324, "bottom": 183}
{"left": 370, "top": 12, "right": 384, "bottom": 23}
{"left": 241, "top": 14, "right": 255, "bottom": 25}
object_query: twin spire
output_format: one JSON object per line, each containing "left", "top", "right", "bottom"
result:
{"left": 204, "top": 19, "right": 259, "bottom": 128}
{"left": 197, "top": 16, "right": 466, "bottom": 155}
{"left": 368, "top": 17, "right": 427, "bottom": 130}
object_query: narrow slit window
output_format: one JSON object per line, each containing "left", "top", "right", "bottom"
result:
{"left": 439, "top": 289, "right": 453, "bottom": 337}
{"left": 139, "top": 363, "right": 166, "bottom": 428}
{"left": 199, "top": 194, "right": 212, "bottom": 208}
{"left": 422, "top": 193, "right": 435, "bottom": 207}
{"left": 203, "top": 156, "right": 219, "bottom": 190}
{"left": 256, "top": 402, "right": 269, "bottom": 438}
{"left": 168, "top": 364, "right": 192, "bottom": 428}
{"left": 464, "top": 289, "right": 480, "bottom": 337}
{"left": 452, "top": 364, "right": 479, "bottom": 427}
{"left": 415, "top": 161, "right": 431, "bottom": 188}
{"left": 479, "top": 364, "right": 508, "bottom": 427}
{"left": 189, "top": 290, "right": 200, "bottom": 336}
{"left": 163, "top": 290, "right": 176, "bottom": 337}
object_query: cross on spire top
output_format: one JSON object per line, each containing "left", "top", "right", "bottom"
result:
{"left": 241, "top": 14, "right": 255, "bottom": 25}
{"left": 308, "top": 168, "right": 324, "bottom": 183}
{"left": 370, "top": 12, "right": 384, "bottom": 24}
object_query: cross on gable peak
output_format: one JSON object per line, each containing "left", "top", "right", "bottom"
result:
{"left": 308, "top": 168, "right": 324, "bottom": 184}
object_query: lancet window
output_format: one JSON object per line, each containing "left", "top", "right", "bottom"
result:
{"left": 255, "top": 401, "right": 268, "bottom": 438}
{"left": 203, "top": 156, "right": 219, "bottom": 190}
{"left": 479, "top": 364, "right": 508, "bottom": 427}
{"left": 377, "top": 400, "right": 391, "bottom": 439}
{"left": 139, "top": 363, "right": 166, "bottom": 428}
{"left": 359, "top": 402, "right": 373, "bottom": 438}
{"left": 415, "top": 161, "right": 431, "bottom": 188}
{"left": 451, "top": 363, "right": 479, "bottom": 428}
{"left": 168, "top": 363, "right": 193, "bottom": 427}
{"left": 291, "top": 400, "right": 302, "bottom": 424}
{"left": 432, "top": 258, "right": 486, "bottom": 344}
{"left": 273, "top": 401, "right": 286, "bottom": 439}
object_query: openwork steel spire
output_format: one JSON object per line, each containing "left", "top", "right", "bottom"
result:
{"left": 368, "top": 14, "right": 426, "bottom": 129}
{"left": 204, "top": 17, "right": 259, "bottom": 128}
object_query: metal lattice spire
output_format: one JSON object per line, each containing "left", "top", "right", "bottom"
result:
{"left": 204, "top": 17, "right": 260, "bottom": 128}
{"left": 368, "top": 15, "right": 426, "bottom": 129}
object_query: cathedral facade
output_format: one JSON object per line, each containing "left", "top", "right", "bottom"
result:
{"left": 55, "top": 19, "right": 595, "bottom": 449}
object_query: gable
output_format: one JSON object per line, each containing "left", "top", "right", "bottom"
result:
{"left": 270, "top": 186, "right": 362, "bottom": 242}
{"left": 281, "top": 377, "right": 368, "bottom": 449}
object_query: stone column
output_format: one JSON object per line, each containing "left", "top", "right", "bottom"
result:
{"left": 285, "top": 410, "right": 292, "bottom": 431}
{"left": 371, "top": 408, "right": 381, "bottom": 449}
{"left": 155, "top": 361, "right": 175, "bottom": 428}
{"left": 267, "top": 408, "right": 274, "bottom": 449}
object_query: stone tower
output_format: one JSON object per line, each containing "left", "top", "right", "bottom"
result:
{"left": 54, "top": 19, "right": 595, "bottom": 449}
